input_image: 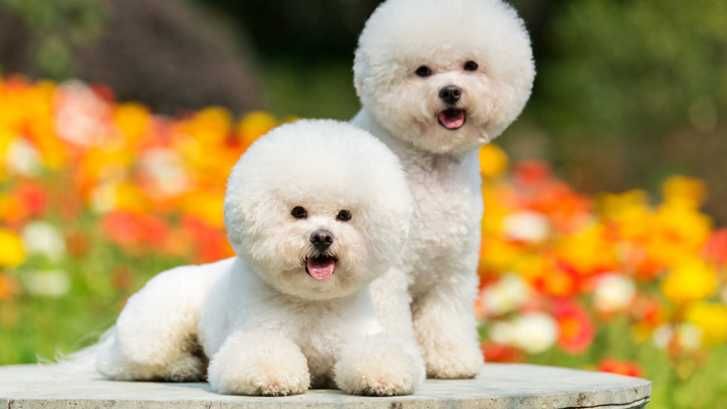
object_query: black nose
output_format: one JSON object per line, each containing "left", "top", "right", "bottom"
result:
{"left": 439, "top": 85, "right": 462, "bottom": 105}
{"left": 310, "top": 229, "right": 334, "bottom": 251}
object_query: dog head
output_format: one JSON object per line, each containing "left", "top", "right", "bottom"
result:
{"left": 354, "top": 0, "right": 535, "bottom": 155}
{"left": 225, "top": 120, "right": 412, "bottom": 300}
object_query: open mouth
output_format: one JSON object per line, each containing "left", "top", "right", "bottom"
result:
{"left": 305, "top": 254, "right": 337, "bottom": 281}
{"left": 437, "top": 108, "right": 466, "bottom": 130}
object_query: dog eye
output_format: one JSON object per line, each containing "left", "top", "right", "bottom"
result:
{"left": 464, "top": 60, "right": 479, "bottom": 71}
{"left": 336, "top": 209, "right": 352, "bottom": 222}
{"left": 415, "top": 65, "right": 433, "bottom": 78}
{"left": 291, "top": 206, "right": 308, "bottom": 219}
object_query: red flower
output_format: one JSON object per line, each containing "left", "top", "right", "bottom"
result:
{"left": 102, "top": 211, "right": 170, "bottom": 252}
{"left": 482, "top": 342, "right": 523, "bottom": 363}
{"left": 181, "top": 217, "right": 234, "bottom": 263}
{"left": 16, "top": 182, "right": 47, "bottom": 217}
{"left": 552, "top": 299, "right": 595, "bottom": 354}
{"left": 598, "top": 359, "right": 643, "bottom": 378}
{"left": 705, "top": 229, "right": 727, "bottom": 265}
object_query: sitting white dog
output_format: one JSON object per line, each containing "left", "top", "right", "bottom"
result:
{"left": 96, "top": 120, "right": 424, "bottom": 396}
{"left": 352, "top": 0, "right": 536, "bottom": 378}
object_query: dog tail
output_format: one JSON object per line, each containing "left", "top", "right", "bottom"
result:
{"left": 53, "top": 328, "right": 113, "bottom": 375}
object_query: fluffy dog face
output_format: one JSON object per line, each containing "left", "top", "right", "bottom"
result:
{"left": 354, "top": 0, "right": 535, "bottom": 155}
{"left": 225, "top": 120, "right": 412, "bottom": 300}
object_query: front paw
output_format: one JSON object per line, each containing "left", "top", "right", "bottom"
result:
{"left": 419, "top": 334, "right": 483, "bottom": 379}
{"left": 335, "top": 338, "right": 424, "bottom": 396}
{"left": 208, "top": 333, "right": 310, "bottom": 396}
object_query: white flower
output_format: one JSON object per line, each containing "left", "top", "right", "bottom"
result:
{"left": 503, "top": 211, "right": 550, "bottom": 243}
{"left": 594, "top": 273, "right": 636, "bottom": 313}
{"left": 5, "top": 138, "right": 41, "bottom": 176}
{"left": 139, "top": 148, "right": 189, "bottom": 196}
{"left": 480, "top": 274, "right": 530, "bottom": 316}
{"left": 21, "top": 221, "right": 66, "bottom": 262}
{"left": 654, "top": 323, "right": 703, "bottom": 351}
{"left": 489, "top": 312, "right": 557, "bottom": 354}
{"left": 24, "top": 270, "right": 71, "bottom": 298}
{"left": 653, "top": 325, "right": 673, "bottom": 349}
{"left": 55, "top": 80, "right": 110, "bottom": 146}
{"left": 90, "top": 181, "right": 118, "bottom": 214}
{"left": 677, "top": 323, "right": 702, "bottom": 351}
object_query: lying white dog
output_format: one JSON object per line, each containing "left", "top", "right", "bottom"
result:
{"left": 352, "top": 0, "right": 535, "bottom": 378}
{"left": 96, "top": 120, "right": 424, "bottom": 396}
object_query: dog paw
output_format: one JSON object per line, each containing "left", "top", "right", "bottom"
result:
{"left": 208, "top": 333, "right": 310, "bottom": 396}
{"left": 335, "top": 338, "right": 423, "bottom": 396}
{"left": 421, "top": 337, "right": 483, "bottom": 379}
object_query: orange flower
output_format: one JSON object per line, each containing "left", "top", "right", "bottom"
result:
{"left": 598, "top": 359, "right": 643, "bottom": 377}
{"left": 552, "top": 300, "right": 595, "bottom": 354}
{"left": 0, "top": 274, "right": 19, "bottom": 300}
{"left": 705, "top": 229, "right": 727, "bottom": 265}
{"left": 101, "top": 211, "right": 171, "bottom": 253}
{"left": 482, "top": 342, "right": 523, "bottom": 363}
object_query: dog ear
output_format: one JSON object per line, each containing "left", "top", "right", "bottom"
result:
{"left": 352, "top": 47, "right": 369, "bottom": 101}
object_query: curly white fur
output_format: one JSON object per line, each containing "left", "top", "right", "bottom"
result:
{"left": 352, "top": 0, "right": 535, "bottom": 379}
{"left": 96, "top": 120, "right": 424, "bottom": 396}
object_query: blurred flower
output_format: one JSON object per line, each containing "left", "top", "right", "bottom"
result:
{"left": 598, "top": 359, "right": 643, "bottom": 377}
{"left": 5, "top": 137, "right": 42, "bottom": 176}
{"left": 21, "top": 221, "right": 66, "bottom": 262}
{"left": 0, "top": 229, "right": 25, "bottom": 268}
{"left": 685, "top": 303, "right": 727, "bottom": 345}
{"left": 478, "top": 274, "right": 530, "bottom": 317}
{"left": 481, "top": 342, "right": 523, "bottom": 363}
{"left": 23, "top": 269, "right": 70, "bottom": 298}
{"left": 490, "top": 311, "right": 558, "bottom": 354}
{"left": 502, "top": 211, "right": 550, "bottom": 244}
{"left": 594, "top": 274, "right": 636, "bottom": 313}
{"left": 55, "top": 80, "right": 111, "bottom": 146}
{"left": 553, "top": 300, "right": 595, "bottom": 354}
{"left": 662, "top": 258, "right": 718, "bottom": 304}
{"left": 0, "top": 274, "right": 19, "bottom": 300}
{"left": 662, "top": 175, "right": 706, "bottom": 208}
{"left": 676, "top": 323, "right": 703, "bottom": 352}
{"left": 102, "top": 211, "right": 170, "bottom": 253}
{"left": 139, "top": 148, "right": 189, "bottom": 198}
{"left": 479, "top": 144, "right": 508, "bottom": 179}
{"left": 705, "top": 229, "right": 727, "bottom": 265}
{"left": 237, "top": 111, "right": 277, "bottom": 148}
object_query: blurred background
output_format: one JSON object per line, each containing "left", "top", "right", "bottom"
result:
{"left": 0, "top": 1, "right": 725, "bottom": 408}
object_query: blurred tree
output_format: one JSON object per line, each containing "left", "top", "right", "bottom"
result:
{"left": 0, "top": 0, "right": 262, "bottom": 114}
{"left": 0, "top": 0, "right": 103, "bottom": 79}
{"left": 530, "top": 0, "right": 727, "bottom": 220}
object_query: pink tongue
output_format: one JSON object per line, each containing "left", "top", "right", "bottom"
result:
{"left": 438, "top": 111, "right": 466, "bottom": 129}
{"left": 307, "top": 259, "right": 336, "bottom": 281}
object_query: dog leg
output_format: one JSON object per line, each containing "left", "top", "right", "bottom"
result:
{"left": 335, "top": 334, "right": 424, "bottom": 396}
{"left": 412, "top": 270, "right": 483, "bottom": 379}
{"left": 97, "top": 262, "right": 227, "bottom": 381}
{"left": 207, "top": 330, "right": 310, "bottom": 396}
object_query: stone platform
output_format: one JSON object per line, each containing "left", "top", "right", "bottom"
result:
{"left": 0, "top": 363, "right": 650, "bottom": 408}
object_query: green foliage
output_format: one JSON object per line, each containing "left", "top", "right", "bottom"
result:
{"left": 537, "top": 0, "right": 727, "bottom": 138}
{"left": 0, "top": 0, "right": 104, "bottom": 78}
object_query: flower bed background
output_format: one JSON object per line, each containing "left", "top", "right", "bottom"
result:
{"left": 0, "top": 76, "right": 726, "bottom": 408}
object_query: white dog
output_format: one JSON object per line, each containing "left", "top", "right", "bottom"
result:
{"left": 351, "top": 0, "right": 535, "bottom": 379}
{"left": 96, "top": 120, "right": 424, "bottom": 396}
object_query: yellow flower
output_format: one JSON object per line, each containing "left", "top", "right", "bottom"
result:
{"left": 114, "top": 103, "right": 151, "bottom": 146}
{"left": 181, "top": 191, "right": 225, "bottom": 228}
{"left": 662, "top": 258, "right": 718, "bottom": 304}
{"left": 662, "top": 175, "right": 706, "bottom": 208}
{"left": 686, "top": 302, "right": 727, "bottom": 345}
{"left": 557, "top": 223, "right": 617, "bottom": 274}
{"left": 0, "top": 229, "right": 26, "bottom": 268}
{"left": 237, "top": 111, "right": 277, "bottom": 148}
{"left": 479, "top": 144, "right": 509, "bottom": 178}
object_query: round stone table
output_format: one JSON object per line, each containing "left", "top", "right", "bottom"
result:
{"left": 0, "top": 363, "right": 650, "bottom": 408}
